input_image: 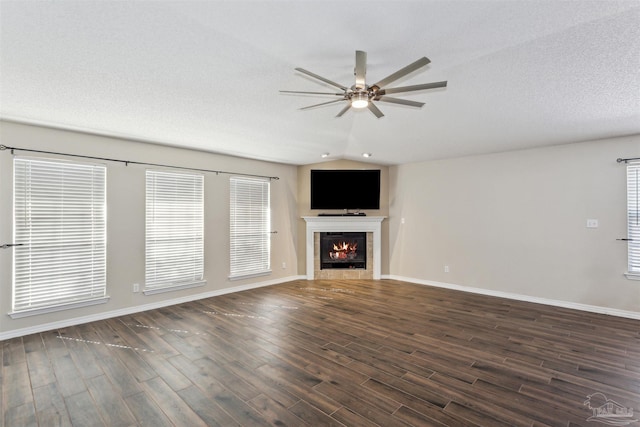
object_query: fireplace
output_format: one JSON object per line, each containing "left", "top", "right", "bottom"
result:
{"left": 303, "top": 216, "right": 385, "bottom": 280}
{"left": 320, "top": 232, "right": 367, "bottom": 269}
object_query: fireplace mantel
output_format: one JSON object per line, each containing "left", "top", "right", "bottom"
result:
{"left": 303, "top": 216, "right": 386, "bottom": 280}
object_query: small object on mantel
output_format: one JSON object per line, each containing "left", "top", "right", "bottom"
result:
{"left": 318, "top": 212, "right": 367, "bottom": 217}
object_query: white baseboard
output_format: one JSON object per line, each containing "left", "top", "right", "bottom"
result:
{"left": 4, "top": 274, "right": 636, "bottom": 340}
{"left": 0, "top": 275, "right": 306, "bottom": 341}
{"left": 385, "top": 275, "right": 640, "bottom": 320}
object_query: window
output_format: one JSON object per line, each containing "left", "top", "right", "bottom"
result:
{"left": 145, "top": 170, "right": 204, "bottom": 293}
{"left": 626, "top": 161, "right": 640, "bottom": 279}
{"left": 229, "top": 177, "right": 271, "bottom": 279}
{"left": 12, "top": 157, "right": 107, "bottom": 317}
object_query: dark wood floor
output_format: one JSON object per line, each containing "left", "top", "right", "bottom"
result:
{"left": 2, "top": 279, "right": 639, "bottom": 426}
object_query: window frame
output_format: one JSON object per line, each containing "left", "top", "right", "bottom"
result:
{"left": 229, "top": 176, "right": 271, "bottom": 280}
{"left": 145, "top": 169, "right": 205, "bottom": 294}
{"left": 625, "top": 161, "right": 640, "bottom": 280}
{"left": 10, "top": 156, "right": 108, "bottom": 318}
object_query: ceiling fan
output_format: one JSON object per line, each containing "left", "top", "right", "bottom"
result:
{"left": 281, "top": 50, "right": 447, "bottom": 118}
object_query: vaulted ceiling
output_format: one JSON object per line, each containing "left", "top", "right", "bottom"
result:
{"left": 1, "top": 1, "right": 639, "bottom": 165}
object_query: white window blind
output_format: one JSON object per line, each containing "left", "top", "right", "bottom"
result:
{"left": 627, "top": 161, "right": 640, "bottom": 278}
{"left": 145, "top": 170, "right": 204, "bottom": 293}
{"left": 229, "top": 177, "right": 271, "bottom": 279}
{"left": 13, "top": 157, "right": 107, "bottom": 314}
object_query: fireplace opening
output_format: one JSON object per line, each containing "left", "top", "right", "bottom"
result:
{"left": 320, "top": 232, "right": 366, "bottom": 269}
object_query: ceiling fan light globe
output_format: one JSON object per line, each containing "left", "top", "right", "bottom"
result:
{"left": 352, "top": 99, "right": 369, "bottom": 109}
{"left": 351, "top": 92, "right": 369, "bottom": 109}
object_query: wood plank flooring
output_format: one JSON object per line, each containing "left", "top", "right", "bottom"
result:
{"left": 2, "top": 279, "right": 639, "bottom": 426}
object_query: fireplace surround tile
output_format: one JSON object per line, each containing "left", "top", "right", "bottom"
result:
{"left": 314, "top": 232, "right": 373, "bottom": 280}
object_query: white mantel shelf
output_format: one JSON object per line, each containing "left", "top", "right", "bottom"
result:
{"left": 303, "top": 216, "right": 386, "bottom": 280}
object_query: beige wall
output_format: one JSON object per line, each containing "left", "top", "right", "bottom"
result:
{"left": 0, "top": 121, "right": 299, "bottom": 337}
{"left": 2, "top": 120, "right": 637, "bottom": 337}
{"left": 389, "top": 135, "right": 640, "bottom": 314}
{"left": 296, "top": 159, "right": 390, "bottom": 275}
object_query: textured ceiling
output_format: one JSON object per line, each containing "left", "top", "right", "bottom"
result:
{"left": 1, "top": 1, "right": 639, "bottom": 165}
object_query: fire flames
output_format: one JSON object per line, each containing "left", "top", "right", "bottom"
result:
{"left": 329, "top": 241, "right": 358, "bottom": 260}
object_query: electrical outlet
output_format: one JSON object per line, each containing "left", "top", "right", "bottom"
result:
{"left": 133, "top": 283, "right": 140, "bottom": 293}
{"left": 586, "top": 219, "right": 599, "bottom": 228}
{"left": 281, "top": 261, "right": 286, "bottom": 269}
{"left": 444, "top": 265, "right": 450, "bottom": 273}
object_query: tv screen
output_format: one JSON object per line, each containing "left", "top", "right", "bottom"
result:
{"left": 310, "top": 169, "right": 381, "bottom": 210}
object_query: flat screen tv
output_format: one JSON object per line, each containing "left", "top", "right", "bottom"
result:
{"left": 310, "top": 169, "right": 381, "bottom": 210}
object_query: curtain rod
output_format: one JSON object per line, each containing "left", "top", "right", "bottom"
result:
{"left": 0, "top": 145, "right": 279, "bottom": 180}
{"left": 617, "top": 157, "right": 640, "bottom": 163}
